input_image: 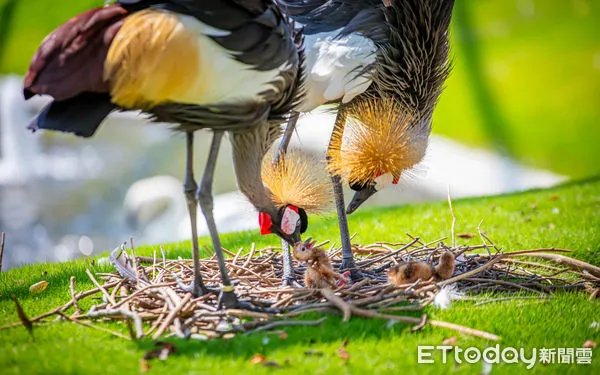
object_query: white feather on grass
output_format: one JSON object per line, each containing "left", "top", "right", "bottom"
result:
{"left": 433, "top": 284, "right": 464, "bottom": 310}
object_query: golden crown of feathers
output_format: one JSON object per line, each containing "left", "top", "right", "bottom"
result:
{"left": 327, "top": 96, "right": 428, "bottom": 186}
{"left": 262, "top": 148, "right": 334, "bottom": 214}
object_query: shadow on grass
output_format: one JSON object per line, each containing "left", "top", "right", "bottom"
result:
{"left": 132, "top": 311, "right": 423, "bottom": 361}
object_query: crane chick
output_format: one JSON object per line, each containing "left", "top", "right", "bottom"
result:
{"left": 388, "top": 251, "right": 456, "bottom": 287}
{"left": 293, "top": 238, "right": 349, "bottom": 288}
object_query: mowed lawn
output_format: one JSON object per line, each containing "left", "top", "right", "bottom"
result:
{"left": 0, "top": 178, "right": 599, "bottom": 374}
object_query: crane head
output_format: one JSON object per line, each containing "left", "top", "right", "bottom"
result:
{"left": 328, "top": 96, "right": 429, "bottom": 214}
{"left": 260, "top": 148, "right": 333, "bottom": 243}
{"left": 258, "top": 205, "right": 307, "bottom": 245}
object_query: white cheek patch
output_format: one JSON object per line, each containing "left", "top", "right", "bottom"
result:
{"left": 281, "top": 207, "right": 301, "bottom": 235}
{"left": 374, "top": 173, "right": 395, "bottom": 191}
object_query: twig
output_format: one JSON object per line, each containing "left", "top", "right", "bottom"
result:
{"left": 428, "top": 320, "right": 500, "bottom": 341}
{"left": 0, "top": 282, "right": 121, "bottom": 331}
{"left": 474, "top": 296, "right": 551, "bottom": 306}
{"left": 320, "top": 289, "right": 499, "bottom": 340}
{"left": 57, "top": 312, "right": 130, "bottom": 340}
{"left": 152, "top": 293, "right": 192, "bottom": 339}
{"left": 88, "top": 307, "right": 144, "bottom": 339}
{"left": 321, "top": 289, "right": 352, "bottom": 322}
{"left": 0, "top": 232, "right": 5, "bottom": 272}
{"left": 523, "top": 253, "right": 600, "bottom": 279}
{"left": 244, "top": 317, "right": 327, "bottom": 335}
{"left": 360, "top": 238, "right": 420, "bottom": 268}
{"left": 69, "top": 276, "right": 82, "bottom": 315}
{"left": 85, "top": 269, "right": 116, "bottom": 305}
{"left": 11, "top": 295, "right": 33, "bottom": 338}
{"left": 447, "top": 185, "right": 456, "bottom": 248}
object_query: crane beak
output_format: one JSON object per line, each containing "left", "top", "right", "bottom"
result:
{"left": 346, "top": 183, "right": 378, "bottom": 214}
{"left": 273, "top": 226, "right": 302, "bottom": 245}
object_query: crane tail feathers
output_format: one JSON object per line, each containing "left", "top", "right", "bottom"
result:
{"left": 28, "top": 93, "right": 116, "bottom": 138}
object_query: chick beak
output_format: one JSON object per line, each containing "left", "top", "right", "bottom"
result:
{"left": 346, "top": 183, "right": 378, "bottom": 214}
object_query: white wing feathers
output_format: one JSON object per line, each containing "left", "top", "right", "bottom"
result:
{"left": 299, "top": 31, "right": 376, "bottom": 112}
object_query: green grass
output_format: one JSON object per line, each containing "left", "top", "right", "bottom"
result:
{"left": 1, "top": 178, "right": 599, "bottom": 374}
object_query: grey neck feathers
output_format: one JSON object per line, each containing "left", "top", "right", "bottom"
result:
{"left": 372, "top": 0, "right": 454, "bottom": 120}
{"left": 230, "top": 122, "right": 282, "bottom": 217}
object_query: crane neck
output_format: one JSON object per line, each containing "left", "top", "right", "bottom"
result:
{"left": 230, "top": 124, "right": 281, "bottom": 218}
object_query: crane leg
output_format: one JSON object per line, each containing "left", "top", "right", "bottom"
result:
{"left": 275, "top": 112, "right": 302, "bottom": 287}
{"left": 328, "top": 111, "right": 361, "bottom": 282}
{"left": 195, "top": 130, "right": 241, "bottom": 308}
{"left": 182, "top": 131, "right": 209, "bottom": 297}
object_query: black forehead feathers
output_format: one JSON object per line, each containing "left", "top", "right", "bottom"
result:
{"left": 298, "top": 207, "right": 308, "bottom": 234}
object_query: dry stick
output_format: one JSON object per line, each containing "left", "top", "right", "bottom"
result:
{"left": 153, "top": 249, "right": 157, "bottom": 280}
{"left": 129, "top": 237, "right": 141, "bottom": 284}
{"left": 420, "top": 248, "right": 575, "bottom": 295}
{"left": 146, "top": 303, "right": 169, "bottom": 337}
{"left": 160, "top": 245, "right": 167, "bottom": 268}
{"left": 421, "top": 236, "right": 448, "bottom": 249}
{"left": 111, "top": 283, "right": 176, "bottom": 309}
{"left": 474, "top": 296, "right": 551, "bottom": 306}
{"left": 447, "top": 185, "right": 456, "bottom": 248}
{"left": 57, "top": 312, "right": 130, "bottom": 340}
{"left": 415, "top": 255, "right": 507, "bottom": 294}
{"left": 85, "top": 269, "right": 116, "bottom": 305}
{"left": 320, "top": 289, "right": 499, "bottom": 340}
{"left": 464, "top": 277, "right": 546, "bottom": 295}
{"left": 524, "top": 253, "right": 600, "bottom": 279}
{"left": 87, "top": 307, "right": 144, "bottom": 338}
{"left": 478, "top": 248, "right": 572, "bottom": 257}
{"left": 152, "top": 293, "right": 192, "bottom": 339}
{"left": 501, "top": 258, "right": 564, "bottom": 272}
{"left": 405, "top": 233, "right": 425, "bottom": 246}
{"left": 11, "top": 295, "right": 33, "bottom": 337}
{"left": 427, "top": 320, "right": 499, "bottom": 341}
{"left": 0, "top": 232, "right": 5, "bottom": 272}
{"left": 69, "top": 276, "right": 82, "bottom": 315}
{"left": 232, "top": 247, "right": 244, "bottom": 266}
{"left": 225, "top": 309, "right": 272, "bottom": 320}
{"left": 109, "top": 278, "right": 127, "bottom": 302}
{"left": 360, "top": 238, "right": 420, "bottom": 268}
{"left": 0, "top": 281, "right": 121, "bottom": 331}
{"left": 244, "top": 317, "right": 328, "bottom": 335}
{"left": 221, "top": 247, "right": 236, "bottom": 257}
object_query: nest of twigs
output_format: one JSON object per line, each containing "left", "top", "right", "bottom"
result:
{"left": 4, "top": 234, "right": 600, "bottom": 342}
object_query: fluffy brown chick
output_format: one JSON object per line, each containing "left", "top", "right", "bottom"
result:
{"left": 293, "top": 238, "right": 349, "bottom": 288}
{"left": 388, "top": 251, "right": 456, "bottom": 287}
{"left": 388, "top": 261, "right": 434, "bottom": 286}
{"left": 435, "top": 251, "right": 456, "bottom": 280}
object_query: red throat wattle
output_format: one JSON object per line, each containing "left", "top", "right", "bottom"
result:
{"left": 258, "top": 212, "right": 272, "bottom": 235}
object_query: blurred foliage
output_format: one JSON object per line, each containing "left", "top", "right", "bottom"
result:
{"left": 0, "top": 0, "right": 599, "bottom": 177}
{"left": 435, "top": 0, "right": 600, "bottom": 178}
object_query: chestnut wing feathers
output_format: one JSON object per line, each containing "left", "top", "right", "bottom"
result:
{"left": 23, "top": 5, "right": 128, "bottom": 100}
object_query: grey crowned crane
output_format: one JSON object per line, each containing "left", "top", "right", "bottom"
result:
{"left": 275, "top": 0, "right": 455, "bottom": 280}
{"left": 23, "top": 0, "right": 304, "bottom": 308}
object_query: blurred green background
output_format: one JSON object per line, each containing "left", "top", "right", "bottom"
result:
{"left": 1, "top": 0, "right": 599, "bottom": 178}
